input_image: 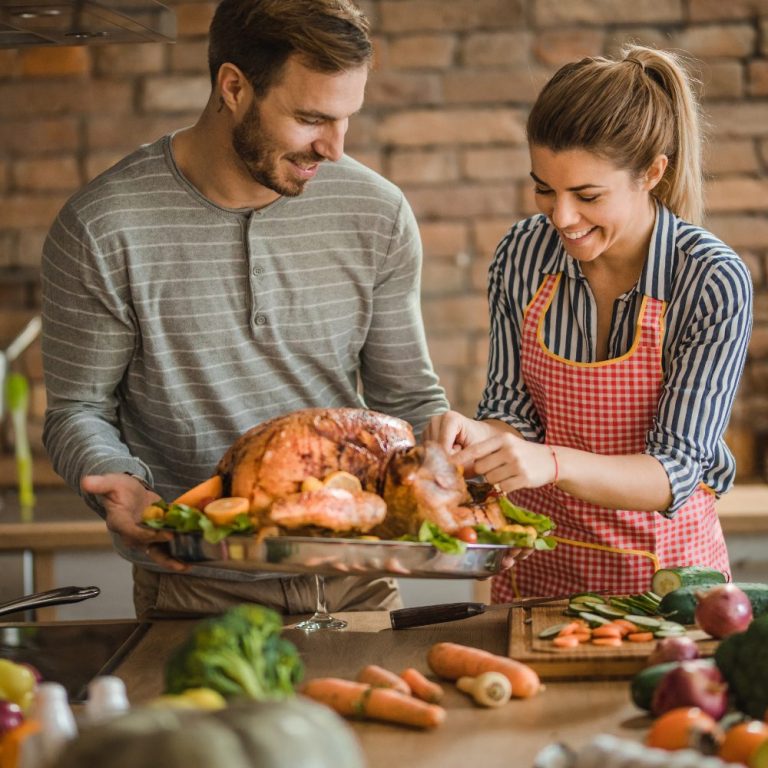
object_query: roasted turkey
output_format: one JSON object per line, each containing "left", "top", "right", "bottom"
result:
{"left": 214, "top": 407, "right": 503, "bottom": 537}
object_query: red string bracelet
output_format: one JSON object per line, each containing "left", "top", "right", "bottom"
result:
{"left": 549, "top": 446, "right": 559, "bottom": 485}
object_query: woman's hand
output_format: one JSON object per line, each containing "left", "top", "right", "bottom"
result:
{"left": 424, "top": 411, "right": 497, "bottom": 458}
{"left": 81, "top": 473, "right": 188, "bottom": 572}
{"left": 453, "top": 433, "right": 557, "bottom": 491}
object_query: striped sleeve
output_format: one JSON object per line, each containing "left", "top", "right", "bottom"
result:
{"left": 648, "top": 244, "right": 753, "bottom": 513}
{"left": 476, "top": 221, "right": 546, "bottom": 440}
{"left": 359, "top": 194, "right": 448, "bottom": 437}
{"left": 41, "top": 207, "right": 152, "bottom": 513}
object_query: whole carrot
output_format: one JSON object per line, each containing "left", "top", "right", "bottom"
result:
{"left": 399, "top": 668, "right": 444, "bottom": 703}
{"left": 427, "top": 642, "right": 541, "bottom": 698}
{"left": 357, "top": 664, "right": 411, "bottom": 695}
{"left": 301, "top": 678, "right": 445, "bottom": 729}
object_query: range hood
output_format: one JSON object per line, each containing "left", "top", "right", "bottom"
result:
{"left": 0, "top": 0, "right": 176, "bottom": 47}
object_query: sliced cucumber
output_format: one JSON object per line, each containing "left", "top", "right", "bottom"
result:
{"left": 569, "top": 593, "right": 607, "bottom": 605}
{"left": 538, "top": 622, "right": 573, "bottom": 639}
{"left": 590, "top": 603, "right": 628, "bottom": 619}
{"left": 577, "top": 611, "right": 612, "bottom": 627}
{"left": 651, "top": 566, "right": 727, "bottom": 597}
{"left": 624, "top": 614, "right": 664, "bottom": 630}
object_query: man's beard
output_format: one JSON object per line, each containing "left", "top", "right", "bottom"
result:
{"left": 232, "top": 101, "right": 323, "bottom": 198}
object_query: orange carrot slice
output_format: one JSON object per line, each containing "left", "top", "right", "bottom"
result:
{"left": 552, "top": 635, "right": 580, "bottom": 648}
{"left": 627, "top": 632, "right": 655, "bottom": 642}
{"left": 172, "top": 475, "right": 223, "bottom": 508}
{"left": 591, "top": 636, "right": 623, "bottom": 647}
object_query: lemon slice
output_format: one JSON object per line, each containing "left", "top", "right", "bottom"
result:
{"left": 203, "top": 496, "right": 249, "bottom": 526}
{"left": 301, "top": 476, "right": 324, "bottom": 492}
{"left": 322, "top": 470, "right": 363, "bottom": 493}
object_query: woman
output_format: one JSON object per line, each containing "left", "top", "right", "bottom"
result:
{"left": 426, "top": 45, "right": 753, "bottom": 600}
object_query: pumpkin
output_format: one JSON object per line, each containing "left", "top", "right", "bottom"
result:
{"left": 53, "top": 697, "right": 365, "bottom": 768}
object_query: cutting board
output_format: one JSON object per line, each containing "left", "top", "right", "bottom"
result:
{"left": 507, "top": 601, "right": 719, "bottom": 680}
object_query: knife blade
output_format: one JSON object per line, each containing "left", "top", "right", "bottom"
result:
{"left": 389, "top": 592, "right": 577, "bottom": 630}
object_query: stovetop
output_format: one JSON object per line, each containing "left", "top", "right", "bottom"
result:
{"left": 0, "top": 621, "right": 149, "bottom": 702}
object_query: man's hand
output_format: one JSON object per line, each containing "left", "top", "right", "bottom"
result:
{"left": 81, "top": 473, "right": 188, "bottom": 572}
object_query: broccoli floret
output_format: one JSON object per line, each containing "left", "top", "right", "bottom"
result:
{"left": 715, "top": 613, "right": 768, "bottom": 719}
{"left": 164, "top": 604, "right": 303, "bottom": 701}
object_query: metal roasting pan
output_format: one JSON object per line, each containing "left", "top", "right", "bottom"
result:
{"left": 138, "top": 531, "right": 523, "bottom": 579}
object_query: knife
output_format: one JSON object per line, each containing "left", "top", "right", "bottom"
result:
{"left": 390, "top": 592, "right": 577, "bottom": 630}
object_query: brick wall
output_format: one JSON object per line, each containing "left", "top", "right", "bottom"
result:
{"left": 1, "top": 0, "right": 766, "bottom": 483}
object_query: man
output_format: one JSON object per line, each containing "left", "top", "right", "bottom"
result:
{"left": 41, "top": 0, "right": 448, "bottom": 618}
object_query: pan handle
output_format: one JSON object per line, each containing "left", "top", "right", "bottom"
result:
{"left": 0, "top": 586, "right": 100, "bottom": 618}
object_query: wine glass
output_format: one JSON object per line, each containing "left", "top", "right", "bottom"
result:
{"left": 296, "top": 574, "right": 347, "bottom": 632}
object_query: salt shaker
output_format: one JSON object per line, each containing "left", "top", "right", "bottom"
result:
{"left": 84, "top": 676, "right": 130, "bottom": 724}
{"left": 22, "top": 681, "right": 78, "bottom": 768}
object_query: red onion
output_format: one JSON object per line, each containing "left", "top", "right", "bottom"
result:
{"left": 650, "top": 662, "right": 729, "bottom": 720}
{"left": 0, "top": 700, "right": 23, "bottom": 736}
{"left": 694, "top": 584, "right": 753, "bottom": 639}
{"left": 646, "top": 636, "right": 700, "bottom": 668}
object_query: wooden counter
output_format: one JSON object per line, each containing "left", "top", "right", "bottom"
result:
{"left": 114, "top": 610, "right": 647, "bottom": 767}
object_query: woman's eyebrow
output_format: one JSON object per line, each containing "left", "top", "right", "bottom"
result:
{"left": 529, "top": 171, "right": 605, "bottom": 192}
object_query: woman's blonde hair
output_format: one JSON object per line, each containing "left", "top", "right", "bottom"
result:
{"left": 527, "top": 45, "right": 704, "bottom": 225}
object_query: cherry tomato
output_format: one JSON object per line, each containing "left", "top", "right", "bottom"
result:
{"left": 456, "top": 526, "right": 478, "bottom": 544}
{"left": 646, "top": 706, "right": 721, "bottom": 752}
{"left": 718, "top": 719, "right": 768, "bottom": 764}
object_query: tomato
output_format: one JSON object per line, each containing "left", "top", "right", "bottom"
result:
{"left": 646, "top": 706, "right": 721, "bottom": 752}
{"left": 455, "top": 526, "right": 478, "bottom": 544}
{"left": 718, "top": 719, "right": 768, "bottom": 764}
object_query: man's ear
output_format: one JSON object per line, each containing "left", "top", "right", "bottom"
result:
{"left": 644, "top": 154, "right": 669, "bottom": 191}
{"left": 216, "top": 62, "right": 251, "bottom": 114}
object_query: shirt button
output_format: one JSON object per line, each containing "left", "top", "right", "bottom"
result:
{"left": 252, "top": 266, "right": 264, "bottom": 277}
{"left": 254, "top": 313, "right": 267, "bottom": 326}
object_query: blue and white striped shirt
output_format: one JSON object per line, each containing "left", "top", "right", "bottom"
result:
{"left": 477, "top": 203, "right": 753, "bottom": 514}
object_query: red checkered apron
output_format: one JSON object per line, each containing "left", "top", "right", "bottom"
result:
{"left": 492, "top": 273, "right": 730, "bottom": 601}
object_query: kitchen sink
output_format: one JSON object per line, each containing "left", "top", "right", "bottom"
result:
{"left": 0, "top": 621, "right": 149, "bottom": 702}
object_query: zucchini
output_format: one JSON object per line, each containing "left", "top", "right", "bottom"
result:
{"left": 630, "top": 658, "right": 716, "bottom": 711}
{"left": 658, "top": 582, "right": 768, "bottom": 625}
{"left": 651, "top": 567, "right": 727, "bottom": 597}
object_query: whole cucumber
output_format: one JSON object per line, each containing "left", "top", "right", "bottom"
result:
{"left": 658, "top": 582, "right": 768, "bottom": 625}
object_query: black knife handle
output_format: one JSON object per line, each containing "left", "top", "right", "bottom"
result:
{"left": 390, "top": 601, "right": 486, "bottom": 630}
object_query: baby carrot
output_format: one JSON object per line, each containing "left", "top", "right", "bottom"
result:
{"left": 357, "top": 664, "right": 411, "bottom": 695}
{"left": 573, "top": 631, "right": 592, "bottom": 643}
{"left": 301, "top": 678, "right": 445, "bottom": 729}
{"left": 627, "top": 632, "right": 655, "bottom": 642}
{"left": 399, "top": 668, "right": 444, "bottom": 703}
{"left": 427, "top": 642, "right": 540, "bottom": 698}
{"left": 552, "top": 635, "right": 580, "bottom": 648}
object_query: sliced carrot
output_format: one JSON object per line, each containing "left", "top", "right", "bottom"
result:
{"left": 552, "top": 635, "right": 580, "bottom": 648}
{"left": 357, "top": 664, "right": 411, "bottom": 695}
{"left": 301, "top": 678, "right": 445, "bottom": 729}
{"left": 573, "top": 631, "right": 592, "bottom": 643}
{"left": 399, "top": 668, "right": 444, "bottom": 704}
{"left": 591, "top": 636, "right": 623, "bottom": 647}
{"left": 612, "top": 618, "right": 639, "bottom": 635}
{"left": 172, "top": 475, "right": 223, "bottom": 508}
{"left": 627, "top": 632, "right": 655, "bottom": 642}
{"left": 556, "top": 621, "right": 583, "bottom": 637}
{"left": 427, "top": 642, "right": 540, "bottom": 698}
{"left": 591, "top": 624, "right": 622, "bottom": 638}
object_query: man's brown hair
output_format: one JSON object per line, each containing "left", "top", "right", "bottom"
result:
{"left": 208, "top": 0, "right": 372, "bottom": 97}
